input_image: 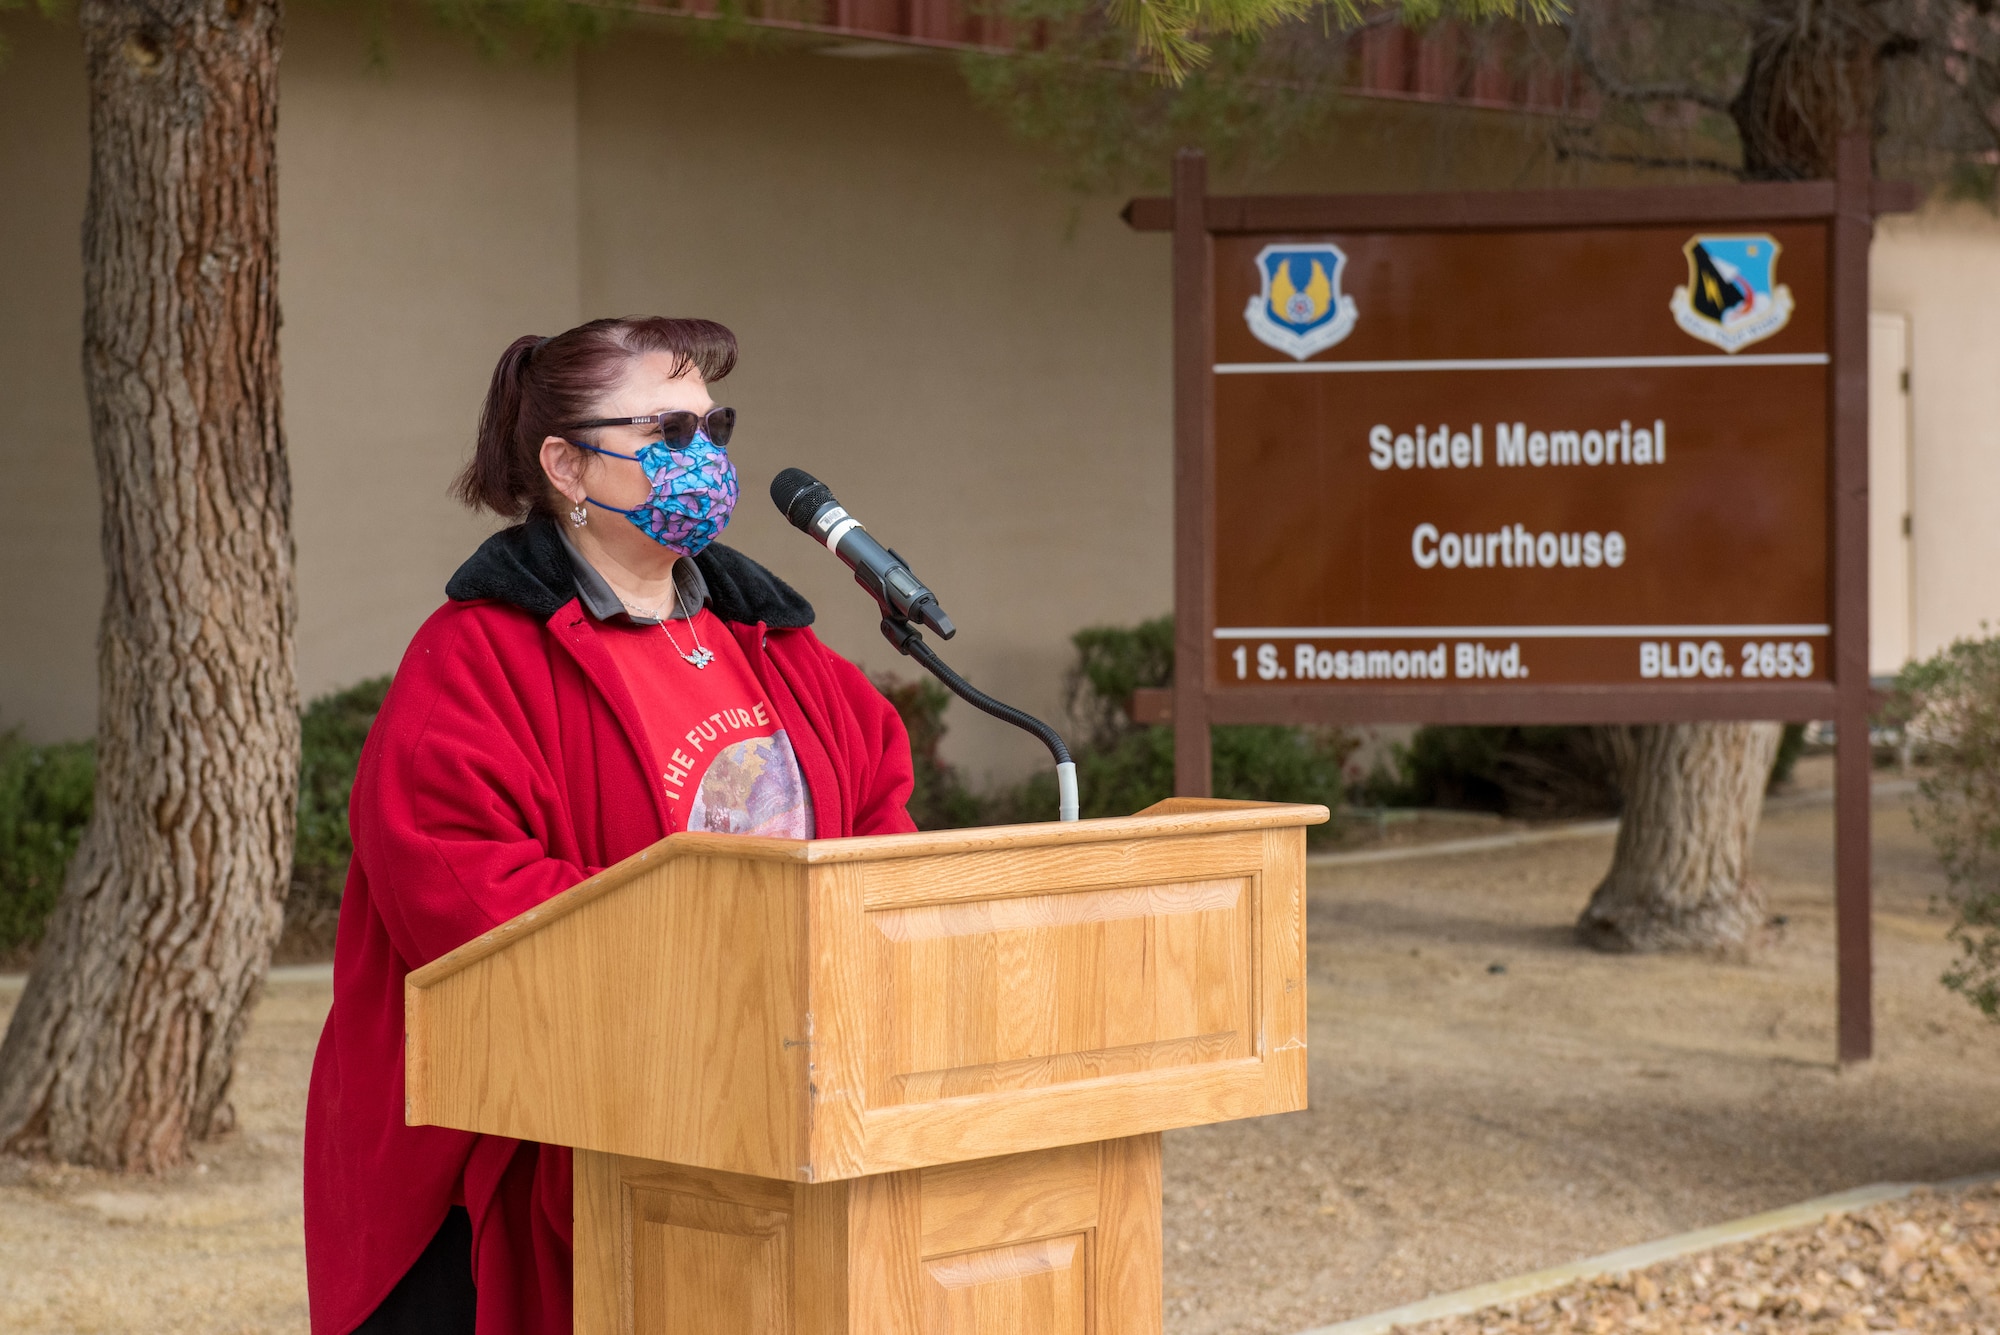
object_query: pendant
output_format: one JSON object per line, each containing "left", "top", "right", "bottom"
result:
{"left": 683, "top": 648, "right": 715, "bottom": 669}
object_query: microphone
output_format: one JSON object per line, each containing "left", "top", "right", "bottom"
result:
{"left": 769, "top": 467, "right": 1079, "bottom": 821}
{"left": 770, "top": 469, "right": 955, "bottom": 638}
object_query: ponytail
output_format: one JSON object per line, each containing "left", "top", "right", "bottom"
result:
{"left": 455, "top": 334, "right": 542, "bottom": 516}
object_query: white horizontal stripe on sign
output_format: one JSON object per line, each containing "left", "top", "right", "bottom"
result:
{"left": 1214, "top": 624, "right": 1832, "bottom": 640}
{"left": 1211, "top": 353, "right": 1830, "bottom": 375}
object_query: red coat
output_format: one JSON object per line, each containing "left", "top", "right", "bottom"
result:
{"left": 304, "top": 521, "right": 915, "bottom": 1335}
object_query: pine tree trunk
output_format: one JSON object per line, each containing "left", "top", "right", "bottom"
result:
{"left": 0, "top": 0, "right": 293, "bottom": 1172}
{"left": 1573, "top": 1, "right": 1867, "bottom": 960}
{"left": 1577, "top": 722, "right": 1781, "bottom": 953}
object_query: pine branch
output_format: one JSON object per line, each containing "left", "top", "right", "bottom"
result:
{"left": 1552, "top": 142, "right": 1743, "bottom": 176}
{"left": 1562, "top": 10, "right": 1733, "bottom": 111}
{"left": 1117, "top": 0, "right": 1566, "bottom": 84}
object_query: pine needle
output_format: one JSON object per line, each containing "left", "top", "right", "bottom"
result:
{"left": 1119, "top": 0, "right": 1567, "bottom": 83}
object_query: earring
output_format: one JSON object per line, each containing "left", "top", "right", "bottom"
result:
{"left": 568, "top": 499, "right": 588, "bottom": 528}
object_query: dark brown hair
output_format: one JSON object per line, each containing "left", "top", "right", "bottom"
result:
{"left": 455, "top": 316, "right": 739, "bottom": 518}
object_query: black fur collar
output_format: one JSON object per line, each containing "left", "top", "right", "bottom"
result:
{"left": 446, "top": 514, "right": 815, "bottom": 629}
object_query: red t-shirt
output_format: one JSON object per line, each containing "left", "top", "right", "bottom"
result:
{"left": 596, "top": 609, "right": 814, "bottom": 837}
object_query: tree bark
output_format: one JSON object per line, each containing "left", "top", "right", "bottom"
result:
{"left": 1577, "top": 722, "right": 1781, "bottom": 952}
{"left": 1570, "top": 0, "right": 1878, "bottom": 959}
{"left": 0, "top": 0, "right": 294, "bottom": 1172}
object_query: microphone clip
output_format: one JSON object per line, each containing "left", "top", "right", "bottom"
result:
{"left": 861, "top": 548, "right": 954, "bottom": 639}
{"left": 879, "top": 613, "right": 925, "bottom": 658}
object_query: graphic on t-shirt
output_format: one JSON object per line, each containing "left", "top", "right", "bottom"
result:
{"left": 595, "top": 612, "right": 815, "bottom": 839}
{"left": 687, "top": 730, "right": 812, "bottom": 837}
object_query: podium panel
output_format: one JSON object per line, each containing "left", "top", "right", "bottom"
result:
{"left": 576, "top": 1136, "right": 1163, "bottom": 1335}
{"left": 867, "top": 873, "right": 1255, "bottom": 1107}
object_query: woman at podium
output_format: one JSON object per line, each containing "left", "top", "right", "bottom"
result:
{"left": 303, "top": 317, "right": 917, "bottom": 1335}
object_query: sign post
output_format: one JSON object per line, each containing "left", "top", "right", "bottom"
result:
{"left": 1127, "top": 146, "right": 1912, "bottom": 1061}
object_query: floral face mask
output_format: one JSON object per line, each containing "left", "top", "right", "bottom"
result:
{"left": 574, "top": 431, "right": 738, "bottom": 557}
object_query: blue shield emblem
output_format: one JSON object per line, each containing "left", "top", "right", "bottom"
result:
{"left": 1244, "top": 243, "right": 1359, "bottom": 360}
{"left": 1669, "top": 234, "right": 1794, "bottom": 352}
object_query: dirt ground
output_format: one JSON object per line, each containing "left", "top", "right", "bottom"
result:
{"left": 1, "top": 763, "right": 1996, "bottom": 1334}
{"left": 0, "top": 974, "right": 323, "bottom": 1333}
{"left": 1165, "top": 766, "right": 2000, "bottom": 1334}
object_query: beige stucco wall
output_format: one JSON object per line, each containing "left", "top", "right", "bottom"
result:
{"left": 572, "top": 35, "right": 1177, "bottom": 782}
{"left": 0, "top": 9, "right": 1563, "bottom": 782}
{"left": 0, "top": 18, "right": 95, "bottom": 744}
{"left": 280, "top": 9, "right": 583, "bottom": 707}
{"left": 1872, "top": 207, "right": 2000, "bottom": 661}
{"left": 22, "top": 12, "right": 1981, "bottom": 782}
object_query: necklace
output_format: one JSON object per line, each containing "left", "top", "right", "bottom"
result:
{"left": 660, "top": 614, "right": 715, "bottom": 670}
{"left": 620, "top": 584, "right": 714, "bottom": 669}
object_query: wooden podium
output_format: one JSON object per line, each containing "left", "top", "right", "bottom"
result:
{"left": 405, "top": 797, "right": 1325, "bottom": 1334}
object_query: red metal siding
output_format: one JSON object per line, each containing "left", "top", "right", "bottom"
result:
{"left": 642, "top": 0, "right": 1587, "bottom": 114}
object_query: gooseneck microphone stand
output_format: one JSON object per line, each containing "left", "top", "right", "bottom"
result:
{"left": 770, "top": 468, "right": 1080, "bottom": 822}
{"left": 876, "top": 613, "right": 1080, "bottom": 823}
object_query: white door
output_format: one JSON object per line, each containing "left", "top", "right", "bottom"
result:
{"left": 1869, "top": 312, "right": 1913, "bottom": 676}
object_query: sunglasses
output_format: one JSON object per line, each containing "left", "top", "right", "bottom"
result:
{"left": 565, "top": 406, "right": 735, "bottom": 450}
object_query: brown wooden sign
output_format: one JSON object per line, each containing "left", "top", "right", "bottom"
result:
{"left": 1126, "top": 146, "right": 1916, "bottom": 1064}
{"left": 1210, "top": 222, "right": 1830, "bottom": 694}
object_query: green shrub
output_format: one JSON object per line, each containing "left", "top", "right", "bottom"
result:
{"left": 876, "top": 617, "right": 1355, "bottom": 833}
{"left": 282, "top": 676, "right": 392, "bottom": 954}
{"left": 874, "top": 673, "right": 986, "bottom": 831}
{"left": 1894, "top": 634, "right": 2000, "bottom": 1022}
{"left": 985, "top": 616, "right": 1355, "bottom": 835}
{"left": 1360, "top": 719, "right": 1813, "bottom": 820}
{"left": 1770, "top": 722, "right": 1809, "bottom": 788}
{"left": 1066, "top": 616, "right": 1175, "bottom": 750}
{"left": 1357, "top": 725, "right": 1623, "bottom": 819}
{"left": 0, "top": 678, "right": 395, "bottom": 962}
{"left": 991, "top": 720, "right": 1354, "bottom": 830}
{"left": 0, "top": 732, "right": 96, "bottom": 958}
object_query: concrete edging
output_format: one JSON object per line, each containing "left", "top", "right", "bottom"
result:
{"left": 0, "top": 784, "right": 1928, "bottom": 988}
{"left": 1308, "top": 779, "right": 1917, "bottom": 871}
{"left": 1295, "top": 1170, "right": 1997, "bottom": 1335}
{"left": 1307, "top": 818, "right": 1619, "bottom": 869}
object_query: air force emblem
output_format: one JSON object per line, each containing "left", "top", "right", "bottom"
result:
{"left": 1244, "top": 243, "right": 1359, "bottom": 360}
{"left": 1669, "top": 234, "right": 1794, "bottom": 353}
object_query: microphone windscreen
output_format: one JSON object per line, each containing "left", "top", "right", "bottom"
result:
{"left": 770, "top": 468, "right": 836, "bottom": 532}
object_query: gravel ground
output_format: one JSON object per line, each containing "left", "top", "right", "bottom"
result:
{"left": 1398, "top": 1179, "right": 2000, "bottom": 1334}
{"left": 0, "top": 761, "right": 1994, "bottom": 1334}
